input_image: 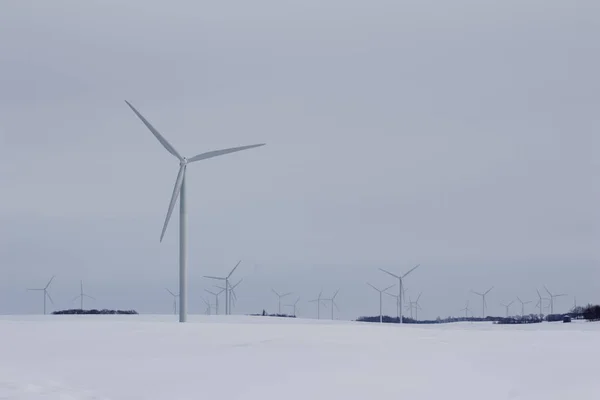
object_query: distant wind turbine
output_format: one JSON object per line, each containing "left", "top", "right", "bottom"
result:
{"left": 517, "top": 297, "right": 532, "bottom": 317}
{"left": 544, "top": 285, "right": 567, "bottom": 315}
{"left": 322, "top": 289, "right": 340, "bottom": 320}
{"left": 285, "top": 297, "right": 301, "bottom": 317}
{"left": 471, "top": 287, "right": 493, "bottom": 318}
{"left": 215, "top": 278, "right": 243, "bottom": 314}
{"left": 200, "top": 297, "right": 211, "bottom": 315}
{"left": 272, "top": 289, "right": 292, "bottom": 314}
{"left": 412, "top": 292, "right": 423, "bottom": 321}
{"left": 460, "top": 301, "right": 471, "bottom": 318}
{"left": 205, "top": 287, "right": 225, "bottom": 315}
{"left": 379, "top": 264, "right": 420, "bottom": 323}
{"left": 73, "top": 281, "right": 96, "bottom": 310}
{"left": 500, "top": 300, "right": 514, "bottom": 318}
{"left": 367, "top": 283, "right": 395, "bottom": 323}
{"left": 308, "top": 291, "right": 325, "bottom": 319}
{"left": 126, "top": 100, "right": 264, "bottom": 323}
{"left": 165, "top": 288, "right": 179, "bottom": 315}
{"left": 204, "top": 260, "right": 242, "bottom": 315}
{"left": 27, "top": 276, "right": 55, "bottom": 315}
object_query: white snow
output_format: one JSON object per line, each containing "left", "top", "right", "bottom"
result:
{"left": 0, "top": 315, "right": 598, "bottom": 399}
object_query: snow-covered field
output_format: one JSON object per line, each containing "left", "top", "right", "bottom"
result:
{"left": 0, "top": 315, "right": 598, "bottom": 400}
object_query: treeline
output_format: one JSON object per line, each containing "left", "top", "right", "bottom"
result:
{"left": 248, "top": 310, "right": 296, "bottom": 318}
{"left": 52, "top": 309, "right": 138, "bottom": 315}
{"left": 357, "top": 304, "right": 600, "bottom": 325}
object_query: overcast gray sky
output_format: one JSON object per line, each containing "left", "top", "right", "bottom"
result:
{"left": 1, "top": 0, "right": 598, "bottom": 320}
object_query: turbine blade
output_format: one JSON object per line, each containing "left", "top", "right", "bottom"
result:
{"left": 402, "top": 264, "right": 420, "bottom": 278}
{"left": 272, "top": 289, "right": 280, "bottom": 296}
{"left": 84, "top": 295, "right": 96, "bottom": 300}
{"left": 379, "top": 268, "right": 400, "bottom": 279}
{"left": 45, "top": 275, "right": 55, "bottom": 289}
{"left": 334, "top": 301, "right": 340, "bottom": 312}
{"left": 383, "top": 284, "right": 396, "bottom": 293}
{"left": 231, "top": 279, "right": 243, "bottom": 289}
{"left": 282, "top": 292, "right": 292, "bottom": 298}
{"left": 231, "top": 290, "right": 238, "bottom": 301}
{"left": 204, "top": 276, "right": 226, "bottom": 280}
{"left": 544, "top": 285, "right": 552, "bottom": 297}
{"left": 366, "top": 283, "right": 378, "bottom": 291}
{"left": 484, "top": 286, "right": 494, "bottom": 295}
{"left": 204, "top": 289, "right": 217, "bottom": 296}
{"left": 187, "top": 144, "right": 265, "bottom": 163}
{"left": 536, "top": 289, "right": 542, "bottom": 299}
{"left": 160, "top": 165, "right": 185, "bottom": 242}
{"left": 124, "top": 101, "right": 183, "bottom": 160}
{"left": 46, "top": 291, "right": 54, "bottom": 304}
{"left": 227, "top": 260, "right": 242, "bottom": 279}
{"left": 72, "top": 295, "right": 81, "bottom": 302}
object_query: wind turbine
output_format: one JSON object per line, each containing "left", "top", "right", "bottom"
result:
{"left": 165, "top": 288, "right": 179, "bottom": 315}
{"left": 322, "top": 289, "right": 340, "bottom": 320}
{"left": 126, "top": 101, "right": 264, "bottom": 323}
{"left": 308, "top": 291, "right": 325, "bottom": 319}
{"left": 204, "top": 287, "right": 225, "bottom": 315}
{"left": 500, "top": 300, "right": 514, "bottom": 318}
{"left": 517, "top": 297, "right": 532, "bottom": 317}
{"left": 215, "top": 278, "right": 243, "bottom": 314}
{"left": 471, "top": 286, "right": 493, "bottom": 318}
{"left": 204, "top": 260, "right": 242, "bottom": 316}
{"left": 272, "top": 289, "right": 292, "bottom": 314}
{"left": 73, "top": 280, "right": 96, "bottom": 310}
{"left": 285, "top": 297, "right": 301, "bottom": 317}
{"left": 367, "top": 283, "right": 395, "bottom": 323}
{"left": 535, "top": 289, "right": 546, "bottom": 317}
{"left": 379, "top": 264, "right": 420, "bottom": 324}
{"left": 544, "top": 285, "right": 567, "bottom": 315}
{"left": 200, "top": 297, "right": 211, "bottom": 315}
{"left": 460, "top": 301, "right": 471, "bottom": 319}
{"left": 27, "top": 276, "right": 55, "bottom": 315}
{"left": 412, "top": 292, "right": 423, "bottom": 321}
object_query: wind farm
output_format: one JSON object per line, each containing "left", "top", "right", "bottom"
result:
{"left": 1, "top": 1, "right": 597, "bottom": 399}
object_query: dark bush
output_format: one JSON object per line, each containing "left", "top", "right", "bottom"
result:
{"left": 52, "top": 309, "right": 138, "bottom": 315}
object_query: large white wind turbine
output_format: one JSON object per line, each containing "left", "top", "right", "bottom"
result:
{"left": 379, "top": 264, "right": 419, "bottom": 324}
{"left": 272, "top": 289, "right": 292, "bottom": 314}
{"left": 165, "top": 288, "right": 179, "bottom": 315}
{"left": 73, "top": 280, "right": 96, "bottom": 310}
{"left": 367, "top": 283, "right": 395, "bottom": 323}
{"left": 544, "top": 285, "right": 567, "bottom": 315}
{"left": 27, "top": 276, "right": 55, "bottom": 315}
{"left": 471, "top": 286, "right": 493, "bottom": 318}
{"left": 500, "top": 300, "right": 514, "bottom": 318}
{"left": 126, "top": 101, "right": 264, "bottom": 323}
{"left": 308, "top": 291, "right": 325, "bottom": 319}
{"left": 517, "top": 297, "right": 532, "bottom": 317}
{"left": 204, "top": 260, "right": 242, "bottom": 316}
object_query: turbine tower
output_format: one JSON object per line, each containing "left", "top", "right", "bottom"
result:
{"left": 165, "top": 288, "right": 179, "bottom": 315}
{"left": 272, "top": 289, "right": 292, "bottom": 314}
{"left": 308, "top": 291, "right": 324, "bottom": 319}
{"left": 471, "top": 286, "right": 493, "bottom": 318}
{"left": 500, "top": 300, "right": 514, "bottom": 318}
{"left": 204, "top": 260, "right": 242, "bottom": 315}
{"left": 544, "top": 285, "right": 567, "bottom": 315}
{"left": 460, "top": 301, "right": 471, "bottom": 318}
{"left": 73, "top": 281, "right": 96, "bottom": 310}
{"left": 126, "top": 101, "right": 264, "bottom": 323}
{"left": 204, "top": 287, "right": 225, "bottom": 315}
{"left": 517, "top": 297, "right": 532, "bottom": 317}
{"left": 27, "top": 276, "right": 55, "bottom": 315}
{"left": 379, "top": 264, "right": 420, "bottom": 324}
{"left": 367, "top": 283, "right": 395, "bottom": 323}
{"left": 285, "top": 297, "right": 301, "bottom": 317}
{"left": 322, "top": 289, "right": 340, "bottom": 320}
